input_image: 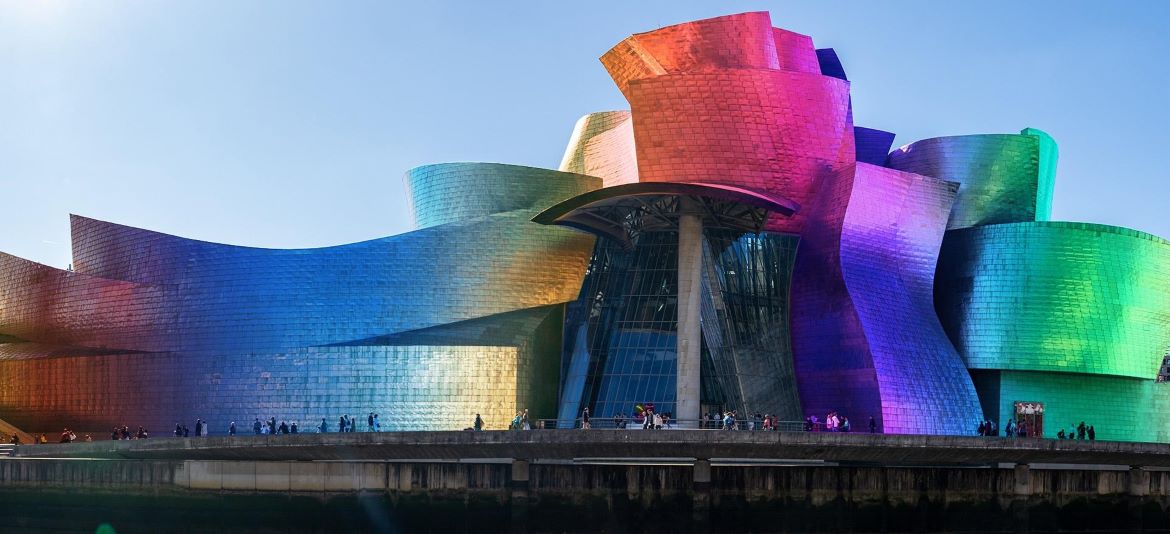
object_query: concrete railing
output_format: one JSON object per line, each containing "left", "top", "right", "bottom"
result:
{"left": 12, "top": 429, "right": 1170, "bottom": 468}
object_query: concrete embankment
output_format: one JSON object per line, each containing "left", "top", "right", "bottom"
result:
{"left": 2, "top": 458, "right": 1170, "bottom": 532}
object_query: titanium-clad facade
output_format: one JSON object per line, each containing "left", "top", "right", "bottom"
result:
{"left": 936, "top": 222, "right": 1170, "bottom": 380}
{"left": 3, "top": 11, "right": 1169, "bottom": 441}
{"left": 790, "top": 163, "right": 982, "bottom": 435}
{"left": 0, "top": 164, "right": 598, "bottom": 433}
{"left": 886, "top": 129, "right": 1059, "bottom": 229}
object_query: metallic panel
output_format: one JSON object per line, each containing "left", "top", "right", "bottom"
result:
{"left": 978, "top": 370, "right": 1170, "bottom": 443}
{"left": 0, "top": 164, "right": 596, "bottom": 433}
{"left": 598, "top": 11, "right": 855, "bottom": 235}
{"left": 885, "top": 129, "right": 1059, "bottom": 229}
{"left": 559, "top": 111, "right": 638, "bottom": 188}
{"left": 405, "top": 163, "right": 600, "bottom": 229}
{"left": 624, "top": 69, "right": 852, "bottom": 234}
{"left": 772, "top": 28, "right": 820, "bottom": 74}
{"left": 935, "top": 222, "right": 1170, "bottom": 380}
{"left": 790, "top": 163, "right": 983, "bottom": 435}
{"left": 854, "top": 127, "right": 896, "bottom": 166}
{"left": 815, "top": 48, "right": 847, "bottom": 81}
{"left": 601, "top": 12, "right": 780, "bottom": 99}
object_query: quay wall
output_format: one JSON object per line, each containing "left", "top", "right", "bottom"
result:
{"left": 3, "top": 458, "right": 1170, "bottom": 532}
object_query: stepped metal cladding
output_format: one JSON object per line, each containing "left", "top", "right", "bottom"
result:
{"left": 1, "top": 12, "right": 1168, "bottom": 441}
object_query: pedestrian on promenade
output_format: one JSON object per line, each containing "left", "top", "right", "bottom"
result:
{"left": 368, "top": 413, "right": 374, "bottom": 431}
{"left": 374, "top": 413, "right": 380, "bottom": 432}
{"left": 474, "top": 414, "right": 483, "bottom": 431}
{"left": 229, "top": 422, "right": 236, "bottom": 436}
{"left": 1088, "top": 426, "right": 1096, "bottom": 440}
{"left": 582, "top": 407, "right": 591, "bottom": 429}
{"left": 319, "top": 418, "right": 328, "bottom": 433}
{"left": 290, "top": 422, "right": 298, "bottom": 434}
{"left": 174, "top": 423, "right": 182, "bottom": 437}
{"left": 868, "top": 416, "right": 877, "bottom": 433}
{"left": 253, "top": 418, "right": 262, "bottom": 435}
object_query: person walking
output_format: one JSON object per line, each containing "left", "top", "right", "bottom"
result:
{"left": 373, "top": 413, "right": 380, "bottom": 432}
{"left": 229, "top": 422, "right": 236, "bottom": 436}
{"left": 368, "top": 413, "right": 375, "bottom": 432}
{"left": 474, "top": 414, "right": 484, "bottom": 432}
{"left": 582, "top": 407, "right": 591, "bottom": 429}
{"left": 868, "top": 416, "right": 877, "bottom": 433}
{"left": 1088, "top": 425, "right": 1096, "bottom": 440}
{"left": 194, "top": 419, "right": 203, "bottom": 437}
{"left": 253, "top": 418, "right": 262, "bottom": 435}
{"left": 319, "top": 418, "right": 328, "bottom": 433}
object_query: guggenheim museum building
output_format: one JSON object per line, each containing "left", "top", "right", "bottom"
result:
{"left": 2, "top": 12, "right": 1169, "bottom": 441}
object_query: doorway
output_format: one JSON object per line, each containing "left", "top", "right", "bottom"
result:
{"left": 1013, "top": 401, "right": 1044, "bottom": 438}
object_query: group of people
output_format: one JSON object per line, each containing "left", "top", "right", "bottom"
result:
{"left": 982, "top": 419, "right": 1097, "bottom": 440}
{"left": 251, "top": 417, "right": 299, "bottom": 435}
{"left": 111, "top": 425, "right": 146, "bottom": 440}
{"left": 639, "top": 409, "right": 670, "bottom": 429}
{"left": 174, "top": 419, "right": 210, "bottom": 438}
{"left": 62, "top": 429, "right": 94, "bottom": 442}
{"left": 510, "top": 409, "right": 531, "bottom": 430}
{"left": 804, "top": 412, "right": 861, "bottom": 433}
{"left": 1056, "top": 421, "right": 1096, "bottom": 441}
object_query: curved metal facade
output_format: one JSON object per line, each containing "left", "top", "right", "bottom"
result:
{"left": 886, "top": 129, "right": 1059, "bottom": 229}
{"left": 406, "top": 163, "right": 598, "bottom": 229}
{"left": 3, "top": 11, "right": 1168, "bottom": 442}
{"left": 936, "top": 222, "right": 1170, "bottom": 380}
{"left": 790, "top": 163, "right": 983, "bottom": 435}
{"left": 599, "top": 11, "right": 854, "bottom": 235}
{"left": 559, "top": 111, "right": 638, "bottom": 188}
{"left": 0, "top": 164, "right": 598, "bottom": 433}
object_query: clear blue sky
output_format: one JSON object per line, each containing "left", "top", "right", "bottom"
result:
{"left": 2, "top": 1, "right": 1168, "bottom": 268}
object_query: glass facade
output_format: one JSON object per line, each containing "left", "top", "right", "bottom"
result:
{"left": 558, "top": 228, "right": 804, "bottom": 425}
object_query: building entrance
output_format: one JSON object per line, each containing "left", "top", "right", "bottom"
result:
{"left": 1014, "top": 401, "right": 1044, "bottom": 438}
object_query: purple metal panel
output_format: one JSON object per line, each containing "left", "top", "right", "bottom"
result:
{"left": 791, "top": 163, "right": 983, "bottom": 434}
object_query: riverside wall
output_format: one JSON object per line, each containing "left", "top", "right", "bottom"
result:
{"left": 2, "top": 458, "right": 1170, "bottom": 532}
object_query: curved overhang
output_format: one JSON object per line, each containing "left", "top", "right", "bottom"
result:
{"left": 532, "top": 181, "right": 799, "bottom": 247}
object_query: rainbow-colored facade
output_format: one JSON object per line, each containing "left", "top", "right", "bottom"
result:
{"left": 2, "top": 12, "right": 1168, "bottom": 440}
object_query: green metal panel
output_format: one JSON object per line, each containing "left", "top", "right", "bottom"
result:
{"left": 886, "top": 131, "right": 1054, "bottom": 229}
{"left": 937, "top": 222, "right": 1170, "bottom": 380}
{"left": 986, "top": 370, "right": 1170, "bottom": 443}
{"left": 1021, "top": 128, "right": 1058, "bottom": 221}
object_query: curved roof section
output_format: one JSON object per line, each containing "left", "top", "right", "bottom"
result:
{"left": 559, "top": 111, "right": 638, "bottom": 188}
{"left": 0, "top": 251, "right": 172, "bottom": 352}
{"left": 405, "top": 163, "right": 600, "bottom": 229}
{"left": 936, "top": 221, "right": 1170, "bottom": 380}
{"left": 64, "top": 210, "right": 595, "bottom": 352}
{"left": 533, "top": 182, "right": 798, "bottom": 247}
{"left": 601, "top": 12, "right": 779, "bottom": 98}
{"left": 885, "top": 128, "right": 1058, "bottom": 229}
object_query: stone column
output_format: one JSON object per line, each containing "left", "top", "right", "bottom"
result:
{"left": 676, "top": 197, "right": 703, "bottom": 428}
{"left": 509, "top": 459, "right": 530, "bottom": 533}
{"left": 1128, "top": 466, "right": 1148, "bottom": 533}
{"left": 1012, "top": 463, "right": 1030, "bottom": 534}
{"left": 692, "top": 459, "right": 712, "bottom": 530}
